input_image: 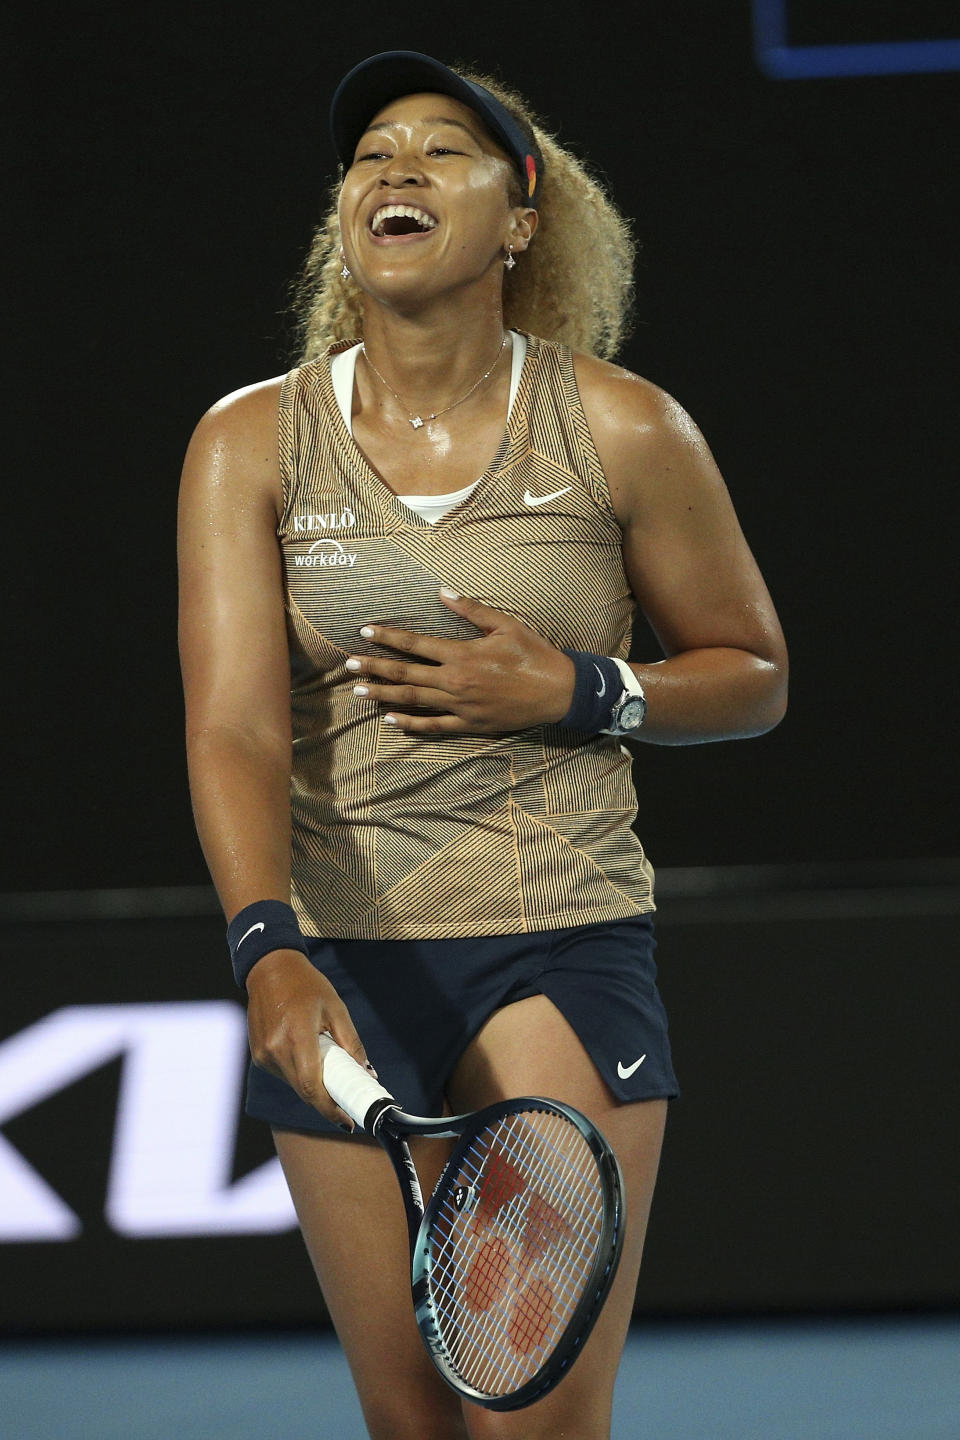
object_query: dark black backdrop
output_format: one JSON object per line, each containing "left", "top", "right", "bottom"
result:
{"left": 4, "top": 4, "right": 956, "bottom": 884}
{"left": 2, "top": 0, "right": 958, "bottom": 1338}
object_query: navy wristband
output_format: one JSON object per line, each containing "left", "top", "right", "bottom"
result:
{"left": 227, "top": 899, "right": 309, "bottom": 989}
{"left": 559, "top": 651, "right": 623, "bottom": 732}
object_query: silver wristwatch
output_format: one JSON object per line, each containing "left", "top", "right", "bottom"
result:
{"left": 602, "top": 658, "right": 647, "bottom": 735}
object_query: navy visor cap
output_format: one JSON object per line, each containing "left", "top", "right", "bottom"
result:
{"left": 330, "top": 50, "right": 542, "bottom": 206}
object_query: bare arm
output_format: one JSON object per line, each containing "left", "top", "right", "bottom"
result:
{"left": 177, "top": 380, "right": 368, "bottom": 1118}
{"left": 178, "top": 379, "right": 294, "bottom": 909}
{"left": 341, "top": 357, "right": 787, "bottom": 742}
{"left": 574, "top": 353, "right": 788, "bottom": 744}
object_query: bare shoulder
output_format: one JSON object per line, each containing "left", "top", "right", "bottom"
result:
{"left": 571, "top": 350, "right": 680, "bottom": 434}
{"left": 187, "top": 374, "right": 285, "bottom": 470}
{"left": 181, "top": 375, "right": 286, "bottom": 521}
{"left": 571, "top": 351, "right": 721, "bottom": 522}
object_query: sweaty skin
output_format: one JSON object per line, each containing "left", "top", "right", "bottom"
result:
{"left": 178, "top": 82, "right": 786, "bottom": 1440}
{"left": 342, "top": 361, "right": 787, "bottom": 741}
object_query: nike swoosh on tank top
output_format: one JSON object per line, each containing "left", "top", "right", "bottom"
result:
{"left": 277, "top": 332, "right": 655, "bottom": 939}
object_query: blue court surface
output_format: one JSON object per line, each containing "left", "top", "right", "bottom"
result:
{"left": 1, "top": 1315, "right": 957, "bottom": 1439}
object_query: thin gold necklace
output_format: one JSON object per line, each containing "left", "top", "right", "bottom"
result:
{"left": 360, "top": 334, "right": 508, "bottom": 429}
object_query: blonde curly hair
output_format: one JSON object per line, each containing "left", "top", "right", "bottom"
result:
{"left": 292, "top": 69, "right": 635, "bottom": 362}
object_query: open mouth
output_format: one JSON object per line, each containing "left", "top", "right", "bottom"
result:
{"left": 369, "top": 204, "right": 438, "bottom": 238}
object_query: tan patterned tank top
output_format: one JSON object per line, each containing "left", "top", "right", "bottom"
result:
{"left": 278, "top": 333, "right": 655, "bottom": 939}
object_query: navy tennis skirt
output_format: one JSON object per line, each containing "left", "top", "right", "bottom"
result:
{"left": 245, "top": 915, "right": 678, "bottom": 1135}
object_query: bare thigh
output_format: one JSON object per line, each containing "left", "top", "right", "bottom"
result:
{"left": 446, "top": 994, "right": 667, "bottom": 1440}
{"left": 273, "top": 1128, "right": 468, "bottom": 1440}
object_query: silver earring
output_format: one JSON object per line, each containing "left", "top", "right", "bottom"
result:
{"left": 504, "top": 245, "right": 516, "bottom": 271}
{"left": 340, "top": 252, "right": 351, "bottom": 281}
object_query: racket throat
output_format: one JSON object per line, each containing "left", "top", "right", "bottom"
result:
{"left": 379, "top": 1126, "right": 425, "bottom": 1251}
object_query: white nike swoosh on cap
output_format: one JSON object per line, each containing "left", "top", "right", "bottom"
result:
{"left": 617, "top": 1055, "right": 647, "bottom": 1079}
{"left": 236, "top": 922, "right": 265, "bottom": 949}
{"left": 523, "top": 486, "right": 574, "bottom": 507}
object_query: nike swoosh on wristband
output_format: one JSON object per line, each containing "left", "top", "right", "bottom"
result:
{"left": 523, "top": 486, "right": 574, "bottom": 507}
{"left": 617, "top": 1055, "right": 647, "bottom": 1079}
{"left": 236, "top": 922, "right": 265, "bottom": 949}
{"left": 593, "top": 663, "right": 606, "bottom": 697}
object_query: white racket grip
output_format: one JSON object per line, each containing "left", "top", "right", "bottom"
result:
{"left": 318, "top": 1033, "right": 395, "bottom": 1130}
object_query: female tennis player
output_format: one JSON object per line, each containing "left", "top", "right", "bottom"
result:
{"left": 178, "top": 50, "right": 787, "bottom": 1439}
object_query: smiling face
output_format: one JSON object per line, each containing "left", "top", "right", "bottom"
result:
{"left": 338, "top": 91, "right": 536, "bottom": 313}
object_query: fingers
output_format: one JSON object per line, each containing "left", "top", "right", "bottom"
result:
{"left": 300, "top": 1002, "right": 375, "bottom": 1130}
{"left": 246, "top": 954, "right": 373, "bottom": 1130}
{"left": 347, "top": 649, "right": 467, "bottom": 716}
{"left": 354, "top": 623, "right": 454, "bottom": 663}
{"left": 352, "top": 673, "right": 479, "bottom": 728}
{"left": 323, "top": 994, "right": 375, "bottom": 1078}
{"left": 290, "top": 1046, "right": 357, "bottom": 1131}
{"left": 346, "top": 590, "right": 544, "bottom": 732}
{"left": 253, "top": 1024, "right": 355, "bottom": 1130}
{"left": 352, "top": 680, "right": 456, "bottom": 713}
{"left": 437, "top": 585, "right": 507, "bottom": 634}
{"left": 345, "top": 589, "right": 514, "bottom": 709}
{"left": 380, "top": 711, "right": 474, "bottom": 734}
{"left": 351, "top": 587, "right": 512, "bottom": 664}
{"left": 347, "top": 653, "right": 451, "bottom": 692}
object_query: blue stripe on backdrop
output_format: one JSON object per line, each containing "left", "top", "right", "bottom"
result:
{"left": 752, "top": 0, "right": 960, "bottom": 78}
{"left": 1, "top": 1318, "right": 958, "bottom": 1440}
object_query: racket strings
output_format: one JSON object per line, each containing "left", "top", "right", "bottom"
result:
{"left": 429, "top": 1180, "right": 597, "bottom": 1351}
{"left": 439, "top": 1113, "right": 602, "bottom": 1394}
{"left": 422, "top": 1108, "right": 607, "bottom": 1397}
{"left": 429, "top": 1117, "right": 602, "bottom": 1314}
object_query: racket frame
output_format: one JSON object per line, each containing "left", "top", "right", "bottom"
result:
{"left": 319, "top": 1038, "right": 626, "bottom": 1411}
{"left": 371, "top": 1095, "right": 626, "bottom": 1412}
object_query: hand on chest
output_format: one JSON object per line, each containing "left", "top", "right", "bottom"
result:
{"left": 283, "top": 478, "right": 630, "bottom": 663}
{"left": 280, "top": 338, "right": 634, "bottom": 664}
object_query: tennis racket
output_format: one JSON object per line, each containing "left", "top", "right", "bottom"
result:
{"left": 318, "top": 1032, "right": 626, "bottom": 1410}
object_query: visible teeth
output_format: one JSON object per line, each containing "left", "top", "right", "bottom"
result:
{"left": 370, "top": 204, "right": 438, "bottom": 236}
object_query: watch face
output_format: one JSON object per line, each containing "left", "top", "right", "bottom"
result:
{"left": 616, "top": 697, "right": 647, "bottom": 731}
